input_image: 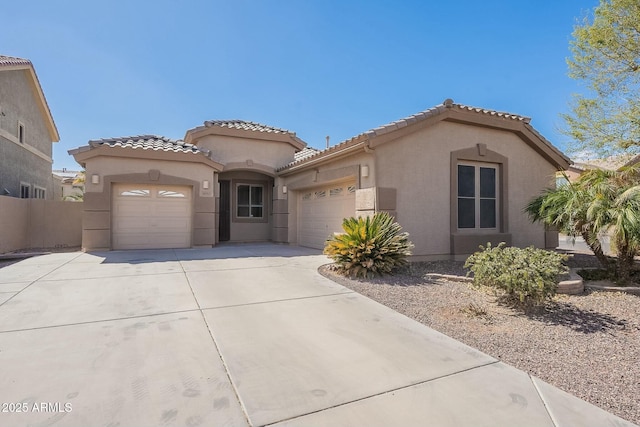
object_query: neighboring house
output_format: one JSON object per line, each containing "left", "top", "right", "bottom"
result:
{"left": 0, "top": 55, "right": 59, "bottom": 199}
{"left": 52, "top": 168, "right": 85, "bottom": 200}
{"left": 557, "top": 153, "right": 639, "bottom": 186}
{"left": 69, "top": 99, "right": 571, "bottom": 258}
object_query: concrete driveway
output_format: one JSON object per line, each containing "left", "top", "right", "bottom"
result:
{"left": 0, "top": 243, "right": 635, "bottom": 426}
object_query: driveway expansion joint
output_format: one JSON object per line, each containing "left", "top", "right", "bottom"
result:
{"left": 198, "top": 290, "right": 356, "bottom": 311}
{"left": 0, "top": 251, "right": 84, "bottom": 309}
{"left": 262, "top": 359, "right": 502, "bottom": 426}
{"left": 530, "top": 374, "right": 561, "bottom": 427}
{"left": 176, "top": 249, "right": 254, "bottom": 427}
{"left": 0, "top": 308, "right": 202, "bottom": 334}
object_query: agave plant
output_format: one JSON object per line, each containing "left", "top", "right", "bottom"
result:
{"left": 324, "top": 212, "right": 413, "bottom": 278}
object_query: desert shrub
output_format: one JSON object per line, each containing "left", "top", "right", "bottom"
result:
{"left": 324, "top": 212, "right": 414, "bottom": 278}
{"left": 464, "top": 243, "right": 568, "bottom": 306}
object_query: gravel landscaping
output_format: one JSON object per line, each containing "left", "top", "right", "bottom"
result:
{"left": 319, "top": 253, "right": 640, "bottom": 425}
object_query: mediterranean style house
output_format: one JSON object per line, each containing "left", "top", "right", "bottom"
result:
{"left": 0, "top": 55, "right": 59, "bottom": 200}
{"left": 70, "top": 99, "right": 571, "bottom": 259}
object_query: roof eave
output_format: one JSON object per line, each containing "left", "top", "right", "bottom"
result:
{"left": 184, "top": 125, "right": 306, "bottom": 150}
{"left": 69, "top": 144, "right": 224, "bottom": 171}
{"left": 278, "top": 101, "right": 572, "bottom": 173}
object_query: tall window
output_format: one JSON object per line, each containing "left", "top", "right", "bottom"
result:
{"left": 457, "top": 163, "right": 498, "bottom": 230}
{"left": 20, "top": 183, "right": 30, "bottom": 199}
{"left": 237, "top": 184, "right": 263, "bottom": 218}
{"left": 18, "top": 122, "right": 25, "bottom": 143}
{"left": 33, "top": 187, "right": 46, "bottom": 199}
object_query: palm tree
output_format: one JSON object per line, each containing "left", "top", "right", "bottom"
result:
{"left": 579, "top": 166, "right": 640, "bottom": 284}
{"left": 525, "top": 173, "right": 611, "bottom": 272}
{"left": 526, "top": 166, "right": 640, "bottom": 284}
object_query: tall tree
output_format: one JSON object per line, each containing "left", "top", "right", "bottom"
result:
{"left": 562, "top": 0, "right": 640, "bottom": 156}
{"left": 526, "top": 165, "right": 640, "bottom": 285}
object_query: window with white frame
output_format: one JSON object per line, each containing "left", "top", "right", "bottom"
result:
{"left": 33, "top": 186, "right": 46, "bottom": 199}
{"left": 457, "top": 162, "right": 498, "bottom": 230}
{"left": 20, "top": 183, "right": 30, "bottom": 199}
{"left": 237, "top": 184, "right": 263, "bottom": 218}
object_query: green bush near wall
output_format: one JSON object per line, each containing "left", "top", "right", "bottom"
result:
{"left": 464, "top": 243, "right": 568, "bottom": 307}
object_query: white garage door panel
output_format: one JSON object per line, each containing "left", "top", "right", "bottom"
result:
{"left": 112, "top": 184, "right": 192, "bottom": 250}
{"left": 298, "top": 182, "right": 356, "bottom": 249}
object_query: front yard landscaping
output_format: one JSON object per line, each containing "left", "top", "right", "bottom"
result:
{"left": 320, "top": 252, "right": 640, "bottom": 425}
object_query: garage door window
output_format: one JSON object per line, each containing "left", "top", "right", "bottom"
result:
{"left": 237, "top": 184, "right": 263, "bottom": 218}
{"left": 119, "top": 188, "right": 151, "bottom": 197}
{"left": 158, "top": 189, "right": 188, "bottom": 198}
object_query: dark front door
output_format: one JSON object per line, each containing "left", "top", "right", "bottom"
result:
{"left": 219, "top": 180, "right": 231, "bottom": 241}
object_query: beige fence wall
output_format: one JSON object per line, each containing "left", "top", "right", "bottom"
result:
{"left": 0, "top": 196, "right": 83, "bottom": 253}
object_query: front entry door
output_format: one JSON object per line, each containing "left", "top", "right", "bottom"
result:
{"left": 219, "top": 180, "right": 231, "bottom": 241}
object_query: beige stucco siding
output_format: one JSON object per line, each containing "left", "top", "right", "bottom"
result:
{"left": 375, "top": 121, "right": 555, "bottom": 257}
{"left": 85, "top": 157, "right": 215, "bottom": 197}
{"left": 196, "top": 135, "right": 297, "bottom": 171}
{"left": 0, "top": 70, "right": 52, "bottom": 157}
{"left": 0, "top": 70, "right": 54, "bottom": 199}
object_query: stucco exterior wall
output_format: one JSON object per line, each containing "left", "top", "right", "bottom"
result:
{"left": 0, "top": 196, "right": 82, "bottom": 253}
{"left": 195, "top": 135, "right": 297, "bottom": 171}
{"left": 0, "top": 70, "right": 54, "bottom": 199}
{"left": 374, "top": 121, "right": 556, "bottom": 257}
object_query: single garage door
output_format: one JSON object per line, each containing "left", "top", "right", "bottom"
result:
{"left": 298, "top": 181, "right": 356, "bottom": 249}
{"left": 112, "top": 184, "right": 192, "bottom": 250}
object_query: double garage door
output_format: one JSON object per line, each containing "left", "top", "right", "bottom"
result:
{"left": 298, "top": 181, "right": 356, "bottom": 249}
{"left": 112, "top": 184, "right": 192, "bottom": 250}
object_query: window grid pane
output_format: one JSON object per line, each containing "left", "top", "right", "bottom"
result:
{"left": 238, "top": 185, "right": 250, "bottom": 205}
{"left": 458, "top": 165, "right": 475, "bottom": 197}
{"left": 458, "top": 198, "right": 475, "bottom": 228}
{"left": 480, "top": 167, "right": 496, "bottom": 198}
{"left": 480, "top": 199, "right": 496, "bottom": 228}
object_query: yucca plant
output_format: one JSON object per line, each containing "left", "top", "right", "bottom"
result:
{"left": 324, "top": 212, "right": 413, "bottom": 278}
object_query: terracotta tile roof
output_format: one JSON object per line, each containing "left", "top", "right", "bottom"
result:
{"left": 0, "top": 55, "right": 32, "bottom": 67}
{"left": 278, "top": 99, "right": 566, "bottom": 172}
{"left": 294, "top": 147, "right": 320, "bottom": 162}
{"left": 204, "top": 120, "right": 293, "bottom": 135}
{"left": 89, "top": 135, "right": 211, "bottom": 156}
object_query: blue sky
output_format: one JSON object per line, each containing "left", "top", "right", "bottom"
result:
{"left": 2, "top": 0, "right": 598, "bottom": 170}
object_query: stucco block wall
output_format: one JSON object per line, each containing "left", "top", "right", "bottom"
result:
{"left": 0, "top": 196, "right": 82, "bottom": 253}
{"left": 0, "top": 196, "right": 29, "bottom": 252}
{"left": 28, "top": 200, "right": 83, "bottom": 249}
{"left": 0, "top": 70, "right": 54, "bottom": 199}
{"left": 375, "top": 121, "right": 555, "bottom": 257}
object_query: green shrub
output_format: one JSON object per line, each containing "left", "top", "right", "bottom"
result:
{"left": 464, "top": 243, "right": 568, "bottom": 307}
{"left": 324, "top": 212, "right": 414, "bottom": 278}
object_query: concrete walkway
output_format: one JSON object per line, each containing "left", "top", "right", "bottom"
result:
{"left": 0, "top": 243, "right": 635, "bottom": 426}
